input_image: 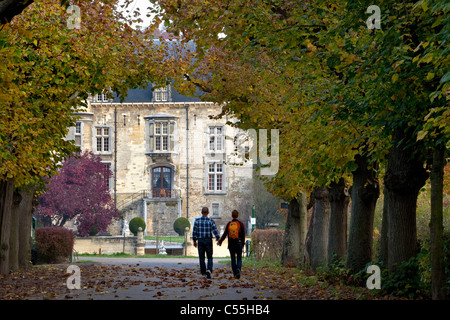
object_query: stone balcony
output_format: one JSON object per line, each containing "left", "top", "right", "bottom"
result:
{"left": 146, "top": 189, "right": 181, "bottom": 202}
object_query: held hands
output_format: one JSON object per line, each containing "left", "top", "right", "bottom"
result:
{"left": 193, "top": 240, "right": 221, "bottom": 247}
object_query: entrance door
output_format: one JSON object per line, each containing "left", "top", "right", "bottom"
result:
{"left": 152, "top": 166, "right": 172, "bottom": 198}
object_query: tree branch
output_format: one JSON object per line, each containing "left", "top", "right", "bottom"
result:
{"left": 0, "top": 0, "right": 34, "bottom": 24}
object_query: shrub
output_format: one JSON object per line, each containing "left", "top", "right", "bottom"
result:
{"left": 251, "top": 229, "right": 284, "bottom": 262}
{"left": 173, "top": 217, "right": 190, "bottom": 236}
{"left": 316, "top": 255, "right": 354, "bottom": 286}
{"left": 34, "top": 227, "right": 74, "bottom": 264}
{"left": 416, "top": 230, "right": 450, "bottom": 298}
{"left": 129, "top": 217, "right": 146, "bottom": 236}
{"left": 380, "top": 256, "right": 428, "bottom": 299}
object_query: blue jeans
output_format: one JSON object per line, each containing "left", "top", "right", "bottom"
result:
{"left": 197, "top": 238, "right": 213, "bottom": 275}
{"left": 229, "top": 240, "right": 243, "bottom": 276}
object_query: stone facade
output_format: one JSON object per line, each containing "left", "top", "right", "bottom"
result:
{"left": 67, "top": 87, "right": 254, "bottom": 237}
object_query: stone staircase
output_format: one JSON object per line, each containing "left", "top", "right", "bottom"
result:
{"left": 117, "top": 190, "right": 148, "bottom": 212}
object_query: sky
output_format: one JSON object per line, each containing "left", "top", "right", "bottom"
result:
{"left": 118, "top": 0, "right": 158, "bottom": 29}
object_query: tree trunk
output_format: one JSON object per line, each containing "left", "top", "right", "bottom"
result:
{"left": 303, "top": 200, "right": 315, "bottom": 268}
{"left": 328, "top": 178, "right": 349, "bottom": 263}
{"left": 8, "top": 191, "right": 22, "bottom": 272}
{"left": 281, "top": 192, "right": 307, "bottom": 267}
{"left": 384, "top": 129, "right": 428, "bottom": 273}
{"left": 346, "top": 154, "right": 380, "bottom": 273}
{"left": 18, "top": 187, "right": 35, "bottom": 269}
{"left": 378, "top": 187, "right": 389, "bottom": 266}
{"left": 430, "top": 145, "right": 446, "bottom": 300}
{"left": 311, "top": 186, "right": 331, "bottom": 270}
{"left": 0, "top": 178, "right": 14, "bottom": 275}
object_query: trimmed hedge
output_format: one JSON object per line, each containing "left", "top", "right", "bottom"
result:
{"left": 251, "top": 229, "right": 285, "bottom": 262}
{"left": 129, "top": 217, "right": 146, "bottom": 236}
{"left": 35, "top": 227, "right": 74, "bottom": 264}
{"left": 173, "top": 217, "right": 190, "bottom": 236}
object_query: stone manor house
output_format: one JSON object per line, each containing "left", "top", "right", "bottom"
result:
{"left": 66, "top": 85, "right": 254, "bottom": 237}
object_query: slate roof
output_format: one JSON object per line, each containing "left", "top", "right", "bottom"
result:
{"left": 112, "top": 84, "right": 202, "bottom": 103}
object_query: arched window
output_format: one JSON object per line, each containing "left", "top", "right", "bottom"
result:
{"left": 152, "top": 166, "right": 172, "bottom": 198}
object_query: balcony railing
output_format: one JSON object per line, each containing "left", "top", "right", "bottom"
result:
{"left": 150, "top": 188, "right": 180, "bottom": 201}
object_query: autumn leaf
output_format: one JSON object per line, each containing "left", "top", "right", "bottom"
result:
{"left": 392, "top": 73, "right": 399, "bottom": 83}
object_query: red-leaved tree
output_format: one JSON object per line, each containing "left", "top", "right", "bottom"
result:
{"left": 35, "top": 151, "right": 120, "bottom": 237}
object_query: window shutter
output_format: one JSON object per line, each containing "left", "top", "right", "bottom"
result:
{"left": 149, "top": 122, "right": 154, "bottom": 152}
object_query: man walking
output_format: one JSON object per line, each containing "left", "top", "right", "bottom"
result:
{"left": 218, "top": 210, "right": 246, "bottom": 279}
{"left": 192, "top": 207, "right": 220, "bottom": 279}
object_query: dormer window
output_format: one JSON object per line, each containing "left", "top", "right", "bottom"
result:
{"left": 97, "top": 93, "right": 108, "bottom": 102}
{"left": 92, "top": 90, "right": 111, "bottom": 103}
{"left": 153, "top": 85, "right": 171, "bottom": 102}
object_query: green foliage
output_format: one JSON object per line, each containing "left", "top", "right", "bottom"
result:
{"left": 349, "top": 232, "right": 450, "bottom": 299}
{"left": 0, "top": 0, "right": 168, "bottom": 188}
{"left": 375, "top": 233, "right": 450, "bottom": 299}
{"left": 336, "top": 0, "right": 449, "bottom": 151}
{"left": 352, "top": 261, "right": 379, "bottom": 288}
{"left": 416, "top": 231, "right": 450, "bottom": 297}
{"left": 144, "top": 236, "right": 185, "bottom": 243}
{"left": 129, "top": 217, "right": 146, "bottom": 236}
{"left": 153, "top": 0, "right": 364, "bottom": 199}
{"left": 380, "top": 257, "right": 428, "bottom": 299}
{"left": 173, "top": 217, "right": 190, "bottom": 236}
{"left": 315, "top": 256, "right": 354, "bottom": 286}
{"left": 253, "top": 177, "right": 283, "bottom": 229}
{"left": 151, "top": 0, "right": 448, "bottom": 295}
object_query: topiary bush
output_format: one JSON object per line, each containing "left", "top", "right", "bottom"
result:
{"left": 34, "top": 227, "right": 74, "bottom": 264}
{"left": 129, "top": 217, "right": 146, "bottom": 236}
{"left": 173, "top": 217, "right": 190, "bottom": 236}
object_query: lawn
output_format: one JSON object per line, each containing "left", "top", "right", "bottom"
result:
{"left": 144, "top": 236, "right": 185, "bottom": 243}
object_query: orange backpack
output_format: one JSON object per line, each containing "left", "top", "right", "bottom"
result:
{"left": 228, "top": 221, "right": 240, "bottom": 239}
